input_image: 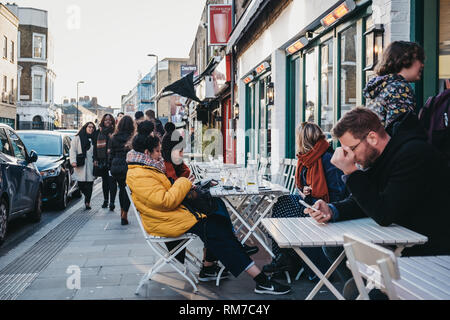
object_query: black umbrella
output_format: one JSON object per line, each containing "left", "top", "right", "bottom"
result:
{"left": 162, "top": 72, "right": 202, "bottom": 103}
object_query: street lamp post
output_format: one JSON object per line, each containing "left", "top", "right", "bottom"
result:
{"left": 76, "top": 81, "right": 85, "bottom": 129}
{"left": 148, "top": 54, "right": 159, "bottom": 118}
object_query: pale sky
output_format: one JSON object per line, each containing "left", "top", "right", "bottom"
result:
{"left": 12, "top": 0, "right": 206, "bottom": 108}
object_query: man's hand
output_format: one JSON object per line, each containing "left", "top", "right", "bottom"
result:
{"left": 304, "top": 200, "right": 333, "bottom": 224}
{"left": 71, "top": 163, "right": 77, "bottom": 168}
{"left": 331, "top": 146, "right": 358, "bottom": 175}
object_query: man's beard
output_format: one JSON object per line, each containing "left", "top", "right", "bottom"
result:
{"left": 357, "top": 143, "right": 381, "bottom": 169}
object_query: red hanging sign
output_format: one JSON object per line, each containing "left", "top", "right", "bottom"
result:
{"left": 208, "top": 5, "right": 232, "bottom": 46}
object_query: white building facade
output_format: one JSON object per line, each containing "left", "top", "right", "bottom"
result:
{"left": 231, "top": 0, "right": 414, "bottom": 175}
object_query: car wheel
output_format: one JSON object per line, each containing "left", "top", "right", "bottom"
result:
{"left": 27, "top": 188, "right": 42, "bottom": 223}
{"left": 57, "top": 180, "right": 69, "bottom": 210}
{"left": 0, "top": 198, "right": 8, "bottom": 246}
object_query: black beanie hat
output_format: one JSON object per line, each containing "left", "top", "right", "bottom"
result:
{"left": 161, "top": 124, "right": 184, "bottom": 163}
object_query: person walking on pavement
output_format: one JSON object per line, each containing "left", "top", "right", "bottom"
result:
{"left": 363, "top": 41, "right": 425, "bottom": 127}
{"left": 70, "top": 122, "right": 96, "bottom": 210}
{"left": 93, "top": 114, "right": 117, "bottom": 210}
{"left": 109, "top": 115, "right": 135, "bottom": 225}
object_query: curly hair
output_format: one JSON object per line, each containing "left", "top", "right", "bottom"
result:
{"left": 99, "top": 113, "right": 115, "bottom": 130}
{"left": 375, "top": 41, "right": 425, "bottom": 76}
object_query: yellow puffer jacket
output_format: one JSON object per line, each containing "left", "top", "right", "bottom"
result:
{"left": 126, "top": 164, "right": 202, "bottom": 237}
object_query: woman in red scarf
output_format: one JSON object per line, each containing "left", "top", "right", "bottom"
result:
{"left": 262, "top": 122, "right": 348, "bottom": 278}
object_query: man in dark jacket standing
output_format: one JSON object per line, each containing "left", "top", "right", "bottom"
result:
{"left": 305, "top": 107, "right": 450, "bottom": 257}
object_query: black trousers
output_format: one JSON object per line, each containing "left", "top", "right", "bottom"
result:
{"left": 101, "top": 172, "right": 117, "bottom": 204}
{"left": 112, "top": 176, "right": 130, "bottom": 212}
{"left": 187, "top": 215, "right": 252, "bottom": 278}
{"left": 78, "top": 182, "right": 94, "bottom": 204}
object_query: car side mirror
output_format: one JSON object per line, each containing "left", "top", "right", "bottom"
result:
{"left": 28, "top": 150, "right": 38, "bottom": 163}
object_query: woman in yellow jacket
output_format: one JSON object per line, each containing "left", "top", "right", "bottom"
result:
{"left": 126, "top": 128, "right": 291, "bottom": 295}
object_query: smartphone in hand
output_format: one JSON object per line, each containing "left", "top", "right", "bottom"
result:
{"left": 299, "top": 199, "right": 320, "bottom": 212}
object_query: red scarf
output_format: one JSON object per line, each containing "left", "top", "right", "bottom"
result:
{"left": 295, "top": 139, "right": 330, "bottom": 202}
{"left": 164, "top": 161, "right": 191, "bottom": 181}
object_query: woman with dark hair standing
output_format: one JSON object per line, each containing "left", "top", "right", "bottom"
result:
{"left": 70, "top": 122, "right": 96, "bottom": 210}
{"left": 109, "top": 115, "right": 135, "bottom": 225}
{"left": 364, "top": 41, "right": 425, "bottom": 127}
{"left": 94, "top": 114, "right": 117, "bottom": 210}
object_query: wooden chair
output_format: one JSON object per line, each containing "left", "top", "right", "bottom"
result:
{"left": 343, "top": 234, "right": 401, "bottom": 300}
{"left": 126, "top": 186, "right": 202, "bottom": 294}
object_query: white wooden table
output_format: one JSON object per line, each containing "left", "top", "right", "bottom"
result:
{"left": 210, "top": 183, "right": 290, "bottom": 258}
{"left": 261, "top": 217, "right": 428, "bottom": 300}
{"left": 356, "top": 255, "right": 450, "bottom": 300}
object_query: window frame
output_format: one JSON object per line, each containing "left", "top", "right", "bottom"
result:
{"left": 7, "top": 129, "right": 28, "bottom": 162}
{"left": 32, "top": 33, "right": 47, "bottom": 60}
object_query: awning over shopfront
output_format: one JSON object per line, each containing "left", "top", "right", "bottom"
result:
{"left": 226, "top": 0, "right": 269, "bottom": 54}
{"left": 160, "top": 72, "right": 202, "bottom": 103}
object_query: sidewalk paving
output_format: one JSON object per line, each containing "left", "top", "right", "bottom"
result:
{"left": 15, "top": 185, "right": 343, "bottom": 300}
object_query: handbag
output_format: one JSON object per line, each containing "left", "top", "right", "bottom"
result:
{"left": 183, "top": 179, "right": 219, "bottom": 216}
{"left": 76, "top": 154, "right": 85, "bottom": 167}
{"left": 93, "top": 160, "right": 108, "bottom": 177}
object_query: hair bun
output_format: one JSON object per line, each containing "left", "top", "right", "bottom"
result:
{"left": 164, "top": 122, "right": 176, "bottom": 133}
{"left": 137, "top": 120, "right": 155, "bottom": 136}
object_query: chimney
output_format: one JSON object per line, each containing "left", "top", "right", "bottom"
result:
{"left": 70, "top": 98, "right": 76, "bottom": 103}
{"left": 91, "top": 97, "right": 98, "bottom": 107}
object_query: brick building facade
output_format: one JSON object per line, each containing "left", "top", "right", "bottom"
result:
{"left": 6, "top": 4, "right": 56, "bottom": 130}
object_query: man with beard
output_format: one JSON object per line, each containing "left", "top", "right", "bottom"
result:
{"left": 304, "top": 107, "right": 450, "bottom": 297}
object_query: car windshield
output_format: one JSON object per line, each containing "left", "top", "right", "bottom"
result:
{"left": 19, "top": 134, "right": 62, "bottom": 156}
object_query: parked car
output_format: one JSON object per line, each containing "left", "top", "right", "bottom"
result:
{"left": 0, "top": 125, "right": 42, "bottom": 245}
{"left": 55, "top": 129, "right": 78, "bottom": 140}
{"left": 17, "top": 131, "right": 81, "bottom": 210}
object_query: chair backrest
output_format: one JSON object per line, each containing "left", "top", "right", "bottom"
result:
{"left": 286, "top": 159, "right": 298, "bottom": 193}
{"left": 272, "top": 159, "right": 286, "bottom": 184}
{"left": 258, "top": 157, "right": 269, "bottom": 178}
{"left": 125, "top": 186, "right": 150, "bottom": 239}
{"left": 343, "top": 234, "right": 401, "bottom": 300}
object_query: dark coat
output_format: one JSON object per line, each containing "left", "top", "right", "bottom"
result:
{"left": 108, "top": 132, "right": 132, "bottom": 179}
{"left": 332, "top": 112, "right": 450, "bottom": 256}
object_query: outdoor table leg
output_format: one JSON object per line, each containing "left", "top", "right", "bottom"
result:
{"left": 293, "top": 247, "right": 346, "bottom": 300}
{"left": 221, "top": 197, "right": 276, "bottom": 259}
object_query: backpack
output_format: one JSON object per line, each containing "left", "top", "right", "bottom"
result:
{"left": 418, "top": 89, "right": 450, "bottom": 167}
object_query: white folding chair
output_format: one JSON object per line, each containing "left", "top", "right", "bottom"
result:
{"left": 126, "top": 186, "right": 202, "bottom": 294}
{"left": 343, "top": 234, "right": 401, "bottom": 300}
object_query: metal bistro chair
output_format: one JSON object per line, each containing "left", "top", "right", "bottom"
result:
{"left": 344, "top": 233, "right": 401, "bottom": 300}
{"left": 125, "top": 186, "right": 202, "bottom": 294}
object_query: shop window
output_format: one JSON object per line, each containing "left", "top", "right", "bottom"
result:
{"left": 305, "top": 49, "right": 318, "bottom": 123}
{"left": 340, "top": 24, "right": 358, "bottom": 117}
{"left": 320, "top": 39, "right": 334, "bottom": 132}
{"left": 364, "top": 15, "right": 376, "bottom": 83}
{"left": 439, "top": 0, "right": 450, "bottom": 92}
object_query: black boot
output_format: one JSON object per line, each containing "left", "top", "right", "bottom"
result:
{"left": 102, "top": 200, "right": 108, "bottom": 209}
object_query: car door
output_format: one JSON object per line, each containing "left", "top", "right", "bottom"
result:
{"left": 6, "top": 129, "right": 40, "bottom": 211}
{"left": 0, "top": 128, "right": 26, "bottom": 213}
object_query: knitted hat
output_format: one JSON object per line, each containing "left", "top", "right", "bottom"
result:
{"left": 161, "top": 123, "right": 184, "bottom": 163}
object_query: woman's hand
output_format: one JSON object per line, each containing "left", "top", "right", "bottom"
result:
{"left": 303, "top": 186, "right": 312, "bottom": 196}
{"left": 93, "top": 161, "right": 98, "bottom": 166}
{"left": 71, "top": 163, "right": 77, "bottom": 168}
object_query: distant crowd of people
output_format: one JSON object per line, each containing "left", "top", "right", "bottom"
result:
{"left": 69, "top": 41, "right": 450, "bottom": 298}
